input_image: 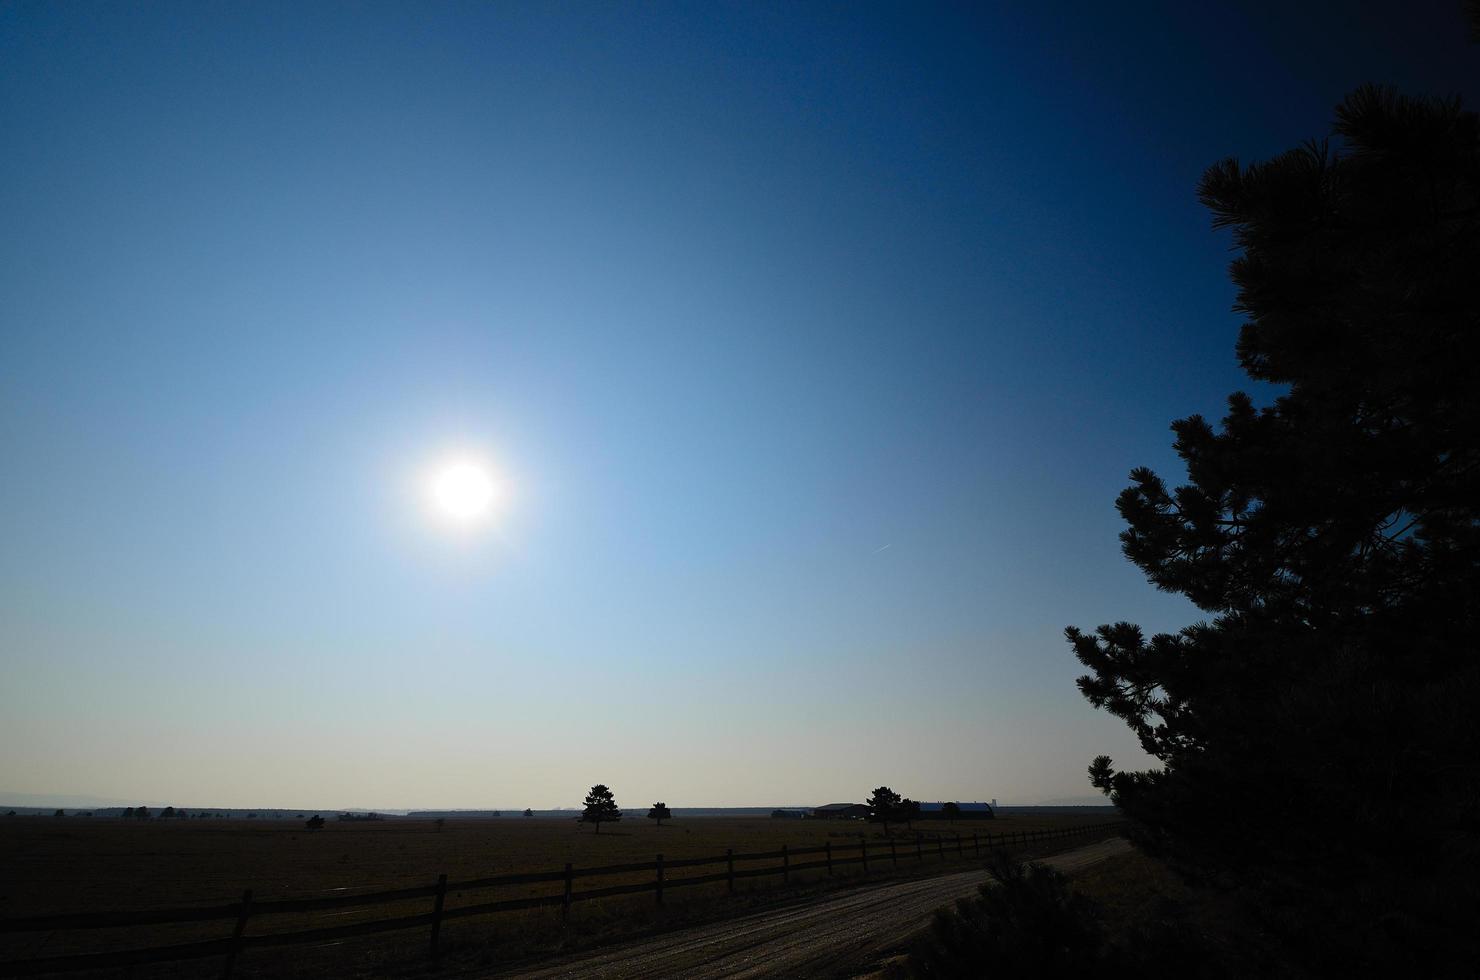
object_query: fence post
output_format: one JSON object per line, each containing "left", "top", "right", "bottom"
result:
{"left": 915, "top": 834, "right": 923, "bottom": 862}
{"left": 562, "top": 863, "right": 573, "bottom": 922}
{"left": 937, "top": 836, "right": 945, "bottom": 861}
{"left": 889, "top": 836, "right": 898, "bottom": 868}
{"left": 860, "top": 837, "right": 869, "bottom": 874}
{"left": 429, "top": 873, "right": 447, "bottom": 959}
{"left": 656, "top": 854, "right": 665, "bottom": 906}
{"left": 782, "top": 845, "right": 789, "bottom": 884}
{"left": 973, "top": 832, "right": 979, "bottom": 857}
{"left": 825, "top": 841, "right": 833, "bottom": 876}
{"left": 726, "top": 848, "right": 735, "bottom": 894}
{"left": 221, "top": 888, "right": 252, "bottom": 980}
{"left": 956, "top": 834, "right": 964, "bottom": 858}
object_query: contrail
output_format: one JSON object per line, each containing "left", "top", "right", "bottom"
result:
{"left": 871, "top": 543, "right": 892, "bottom": 554}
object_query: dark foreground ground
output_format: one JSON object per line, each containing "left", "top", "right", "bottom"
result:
{"left": 0, "top": 813, "right": 1119, "bottom": 977}
{"left": 475, "top": 837, "right": 1131, "bottom": 979}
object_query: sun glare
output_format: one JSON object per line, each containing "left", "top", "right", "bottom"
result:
{"left": 427, "top": 457, "right": 502, "bottom": 527}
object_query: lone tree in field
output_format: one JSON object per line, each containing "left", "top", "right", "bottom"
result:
{"left": 581, "top": 785, "right": 621, "bottom": 834}
{"left": 522, "top": 807, "right": 533, "bottom": 817}
{"left": 305, "top": 814, "right": 325, "bottom": 830}
{"left": 1069, "top": 84, "right": 1480, "bottom": 973}
{"left": 647, "top": 802, "right": 672, "bottom": 828}
{"left": 867, "top": 786, "right": 902, "bottom": 833}
{"left": 942, "top": 801, "right": 960, "bottom": 825}
{"left": 901, "top": 798, "right": 921, "bottom": 830}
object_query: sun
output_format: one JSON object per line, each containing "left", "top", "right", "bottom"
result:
{"left": 427, "top": 457, "right": 502, "bottom": 526}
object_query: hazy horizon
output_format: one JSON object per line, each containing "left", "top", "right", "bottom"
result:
{"left": 3, "top": 3, "right": 1472, "bottom": 810}
{"left": 0, "top": 792, "right": 1108, "bottom": 814}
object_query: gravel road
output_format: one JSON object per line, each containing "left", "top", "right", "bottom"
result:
{"left": 494, "top": 836, "right": 1130, "bottom": 979}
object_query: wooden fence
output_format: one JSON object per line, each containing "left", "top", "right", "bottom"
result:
{"left": 0, "top": 821, "right": 1124, "bottom": 977}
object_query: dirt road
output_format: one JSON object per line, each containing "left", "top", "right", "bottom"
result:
{"left": 494, "top": 836, "right": 1130, "bottom": 979}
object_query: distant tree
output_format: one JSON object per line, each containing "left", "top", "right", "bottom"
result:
{"left": 4, "top": 810, "right": 14, "bottom": 818}
{"left": 305, "top": 815, "right": 325, "bottom": 830}
{"left": 867, "top": 786, "right": 903, "bottom": 833}
{"left": 161, "top": 806, "right": 176, "bottom": 819}
{"left": 647, "top": 802, "right": 672, "bottom": 828}
{"left": 523, "top": 808, "right": 533, "bottom": 818}
{"left": 942, "top": 801, "right": 961, "bottom": 825}
{"left": 53, "top": 809, "right": 64, "bottom": 818}
{"left": 901, "top": 798, "right": 921, "bottom": 830}
{"left": 434, "top": 817, "right": 446, "bottom": 832}
{"left": 135, "top": 805, "right": 150, "bottom": 821}
{"left": 1069, "top": 83, "right": 1480, "bottom": 973}
{"left": 581, "top": 785, "right": 621, "bottom": 834}
{"left": 123, "top": 807, "right": 135, "bottom": 820}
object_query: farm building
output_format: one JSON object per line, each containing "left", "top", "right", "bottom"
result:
{"left": 811, "top": 803, "right": 870, "bottom": 819}
{"left": 920, "top": 801, "right": 995, "bottom": 820}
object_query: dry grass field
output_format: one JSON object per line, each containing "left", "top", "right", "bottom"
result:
{"left": 0, "top": 812, "right": 1118, "bottom": 977}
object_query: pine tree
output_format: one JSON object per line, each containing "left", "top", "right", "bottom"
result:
{"left": 581, "top": 784, "right": 621, "bottom": 834}
{"left": 1070, "top": 85, "right": 1479, "bottom": 972}
{"left": 867, "top": 786, "right": 902, "bottom": 833}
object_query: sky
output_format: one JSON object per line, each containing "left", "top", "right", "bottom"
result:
{"left": 1, "top": 2, "right": 1475, "bottom": 810}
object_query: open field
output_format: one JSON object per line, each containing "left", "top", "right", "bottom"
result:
{"left": 0, "top": 812, "right": 1119, "bottom": 977}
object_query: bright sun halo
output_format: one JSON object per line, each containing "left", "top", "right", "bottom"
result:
{"left": 429, "top": 459, "right": 500, "bottom": 526}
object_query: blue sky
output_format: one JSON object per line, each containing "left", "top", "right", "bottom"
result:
{"left": 1, "top": 2, "right": 1473, "bottom": 809}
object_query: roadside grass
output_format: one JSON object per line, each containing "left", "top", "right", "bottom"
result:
{"left": 1067, "top": 848, "right": 1274, "bottom": 977}
{"left": 877, "top": 843, "right": 1276, "bottom": 980}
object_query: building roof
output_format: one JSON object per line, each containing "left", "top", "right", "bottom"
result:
{"left": 814, "top": 802, "right": 867, "bottom": 811}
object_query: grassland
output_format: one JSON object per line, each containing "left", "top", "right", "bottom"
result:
{"left": 0, "top": 811, "right": 1118, "bottom": 977}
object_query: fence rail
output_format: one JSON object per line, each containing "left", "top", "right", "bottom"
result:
{"left": 0, "top": 821, "right": 1125, "bottom": 977}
